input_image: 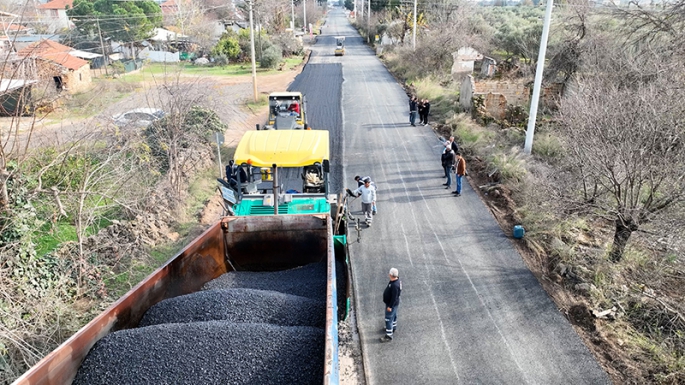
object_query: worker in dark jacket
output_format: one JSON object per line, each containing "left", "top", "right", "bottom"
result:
{"left": 441, "top": 147, "right": 455, "bottom": 188}
{"left": 380, "top": 268, "right": 402, "bottom": 343}
{"left": 409, "top": 96, "right": 418, "bottom": 126}
{"left": 421, "top": 99, "right": 431, "bottom": 125}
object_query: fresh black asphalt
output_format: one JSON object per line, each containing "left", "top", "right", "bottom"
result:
{"left": 288, "top": 59, "right": 344, "bottom": 193}
{"left": 320, "top": 8, "right": 611, "bottom": 385}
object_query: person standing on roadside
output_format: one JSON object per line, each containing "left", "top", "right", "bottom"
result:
{"left": 354, "top": 176, "right": 378, "bottom": 214}
{"left": 453, "top": 152, "right": 467, "bottom": 197}
{"left": 421, "top": 99, "right": 431, "bottom": 125}
{"left": 352, "top": 178, "right": 377, "bottom": 225}
{"left": 441, "top": 138, "right": 452, "bottom": 177}
{"left": 409, "top": 96, "right": 418, "bottom": 126}
{"left": 449, "top": 136, "right": 459, "bottom": 154}
{"left": 418, "top": 99, "right": 425, "bottom": 126}
{"left": 441, "top": 147, "right": 455, "bottom": 189}
{"left": 380, "top": 268, "right": 402, "bottom": 343}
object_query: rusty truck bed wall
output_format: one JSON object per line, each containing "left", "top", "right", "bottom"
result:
{"left": 223, "top": 214, "right": 329, "bottom": 270}
{"left": 14, "top": 215, "right": 340, "bottom": 385}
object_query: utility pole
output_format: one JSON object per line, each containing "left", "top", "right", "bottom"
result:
{"left": 177, "top": 0, "right": 184, "bottom": 36}
{"left": 96, "top": 18, "right": 108, "bottom": 76}
{"left": 291, "top": 0, "right": 296, "bottom": 34}
{"left": 303, "top": 0, "right": 307, "bottom": 34}
{"left": 353, "top": 0, "right": 356, "bottom": 19}
{"left": 367, "top": 0, "right": 371, "bottom": 43}
{"left": 248, "top": 0, "right": 258, "bottom": 102}
{"left": 360, "top": 0, "right": 363, "bottom": 19}
{"left": 412, "top": 0, "right": 417, "bottom": 49}
{"left": 524, "top": 0, "right": 554, "bottom": 154}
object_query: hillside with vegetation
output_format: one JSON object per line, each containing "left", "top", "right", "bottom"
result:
{"left": 0, "top": 0, "right": 312, "bottom": 381}
{"left": 353, "top": 1, "right": 685, "bottom": 383}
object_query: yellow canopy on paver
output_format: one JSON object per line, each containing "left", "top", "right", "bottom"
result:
{"left": 233, "top": 130, "right": 329, "bottom": 167}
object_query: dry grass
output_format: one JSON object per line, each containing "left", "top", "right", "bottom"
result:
{"left": 379, "top": 72, "right": 685, "bottom": 385}
{"left": 516, "top": 169, "right": 685, "bottom": 384}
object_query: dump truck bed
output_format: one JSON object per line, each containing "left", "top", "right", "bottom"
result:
{"left": 13, "top": 215, "right": 347, "bottom": 385}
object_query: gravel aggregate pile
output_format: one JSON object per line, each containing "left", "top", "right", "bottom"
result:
{"left": 139, "top": 288, "right": 326, "bottom": 328}
{"left": 73, "top": 321, "right": 324, "bottom": 385}
{"left": 202, "top": 261, "right": 328, "bottom": 300}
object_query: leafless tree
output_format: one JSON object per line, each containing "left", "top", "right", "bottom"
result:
{"left": 423, "top": 0, "right": 469, "bottom": 25}
{"left": 140, "top": 74, "right": 224, "bottom": 203}
{"left": 544, "top": 2, "right": 592, "bottom": 88}
{"left": 1, "top": 1, "right": 39, "bottom": 212}
{"left": 557, "top": 41, "right": 685, "bottom": 262}
{"left": 386, "top": 8, "right": 480, "bottom": 79}
{"left": 620, "top": 0, "right": 685, "bottom": 54}
{"left": 73, "top": 134, "right": 151, "bottom": 259}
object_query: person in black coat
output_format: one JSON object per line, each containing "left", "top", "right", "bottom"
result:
{"left": 409, "top": 96, "right": 418, "bottom": 126}
{"left": 417, "top": 100, "right": 425, "bottom": 125}
{"left": 421, "top": 99, "right": 431, "bottom": 125}
{"left": 441, "top": 147, "right": 455, "bottom": 188}
{"left": 380, "top": 268, "right": 402, "bottom": 342}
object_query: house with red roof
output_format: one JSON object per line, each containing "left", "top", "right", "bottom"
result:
{"left": 37, "top": 0, "right": 74, "bottom": 33}
{"left": 18, "top": 39, "right": 91, "bottom": 94}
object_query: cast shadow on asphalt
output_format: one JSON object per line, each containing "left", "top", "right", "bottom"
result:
{"left": 382, "top": 192, "right": 460, "bottom": 203}
{"left": 359, "top": 122, "right": 416, "bottom": 130}
{"left": 383, "top": 175, "right": 453, "bottom": 184}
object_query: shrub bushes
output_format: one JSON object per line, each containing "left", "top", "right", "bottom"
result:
{"left": 212, "top": 34, "right": 241, "bottom": 61}
{"left": 260, "top": 45, "right": 282, "bottom": 69}
{"left": 270, "top": 33, "right": 303, "bottom": 57}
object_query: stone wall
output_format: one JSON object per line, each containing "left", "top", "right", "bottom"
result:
{"left": 461, "top": 76, "right": 563, "bottom": 119}
{"left": 63, "top": 64, "right": 92, "bottom": 94}
{"left": 473, "top": 79, "right": 530, "bottom": 106}
{"left": 483, "top": 93, "right": 508, "bottom": 120}
{"left": 541, "top": 82, "right": 564, "bottom": 110}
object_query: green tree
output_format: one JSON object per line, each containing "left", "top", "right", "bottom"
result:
{"left": 212, "top": 34, "right": 242, "bottom": 60}
{"left": 68, "top": 0, "right": 162, "bottom": 42}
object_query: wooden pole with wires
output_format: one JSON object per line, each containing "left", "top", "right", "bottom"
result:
{"left": 96, "top": 18, "right": 108, "bottom": 76}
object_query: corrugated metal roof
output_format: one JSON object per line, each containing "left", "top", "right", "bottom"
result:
{"left": 69, "top": 49, "right": 103, "bottom": 59}
{"left": 1, "top": 79, "right": 37, "bottom": 93}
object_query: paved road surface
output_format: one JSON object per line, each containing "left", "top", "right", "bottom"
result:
{"left": 321, "top": 9, "right": 610, "bottom": 385}
{"left": 288, "top": 60, "right": 344, "bottom": 193}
